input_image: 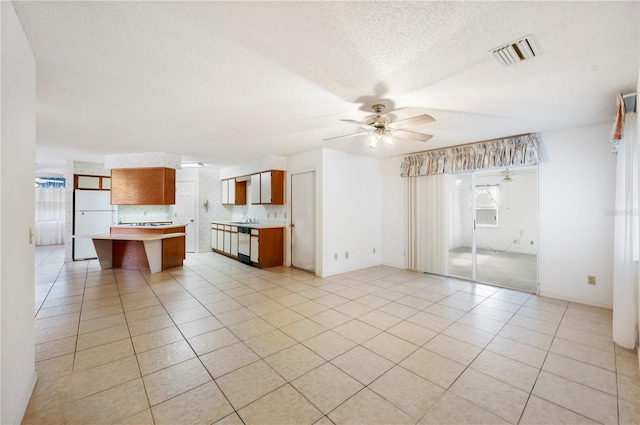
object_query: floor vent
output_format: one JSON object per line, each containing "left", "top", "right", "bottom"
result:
{"left": 490, "top": 35, "right": 539, "bottom": 67}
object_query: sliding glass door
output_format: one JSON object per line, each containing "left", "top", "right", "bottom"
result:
{"left": 448, "top": 166, "right": 538, "bottom": 293}
{"left": 448, "top": 172, "right": 475, "bottom": 280}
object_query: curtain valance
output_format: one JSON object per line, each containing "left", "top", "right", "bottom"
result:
{"left": 400, "top": 133, "right": 543, "bottom": 177}
{"left": 35, "top": 177, "right": 66, "bottom": 188}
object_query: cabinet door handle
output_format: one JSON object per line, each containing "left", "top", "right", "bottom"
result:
{"left": 290, "top": 223, "right": 295, "bottom": 228}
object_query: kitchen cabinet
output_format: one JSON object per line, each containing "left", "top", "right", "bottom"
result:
{"left": 74, "top": 174, "right": 110, "bottom": 190}
{"left": 211, "top": 223, "right": 239, "bottom": 258}
{"left": 211, "top": 221, "right": 283, "bottom": 268}
{"left": 231, "top": 229, "right": 238, "bottom": 256}
{"left": 221, "top": 181, "right": 229, "bottom": 204}
{"left": 211, "top": 226, "right": 218, "bottom": 250}
{"left": 250, "top": 174, "right": 261, "bottom": 204}
{"left": 223, "top": 226, "right": 231, "bottom": 255}
{"left": 249, "top": 227, "right": 283, "bottom": 268}
{"left": 216, "top": 226, "right": 224, "bottom": 250}
{"left": 250, "top": 229, "right": 259, "bottom": 263}
{"left": 251, "top": 170, "right": 285, "bottom": 205}
{"left": 221, "top": 179, "right": 247, "bottom": 205}
{"left": 110, "top": 167, "right": 175, "bottom": 205}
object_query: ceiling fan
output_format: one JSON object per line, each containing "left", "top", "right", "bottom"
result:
{"left": 324, "top": 104, "right": 435, "bottom": 150}
{"left": 501, "top": 168, "right": 518, "bottom": 183}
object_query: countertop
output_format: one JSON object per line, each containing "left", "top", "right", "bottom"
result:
{"left": 78, "top": 232, "right": 186, "bottom": 241}
{"left": 111, "top": 223, "right": 187, "bottom": 230}
{"left": 211, "top": 219, "right": 286, "bottom": 229}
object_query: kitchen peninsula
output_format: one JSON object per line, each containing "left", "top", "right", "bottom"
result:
{"left": 87, "top": 223, "right": 186, "bottom": 273}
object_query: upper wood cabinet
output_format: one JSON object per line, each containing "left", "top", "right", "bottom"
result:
{"left": 74, "top": 174, "right": 110, "bottom": 190}
{"left": 252, "top": 170, "right": 284, "bottom": 205}
{"left": 110, "top": 167, "right": 176, "bottom": 205}
{"left": 221, "top": 179, "right": 246, "bottom": 205}
{"left": 250, "top": 174, "right": 261, "bottom": 204}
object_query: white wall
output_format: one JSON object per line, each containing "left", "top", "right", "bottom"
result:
{"left": 538, "top": 122, "right": 616, "bottom": 307}
{"left": 321, "top": 149, "right": 381, "bottom": 276}
{"left": 1, "top": 2, "right": 37, "bottom": 423}
{"left": 380, "top": 157, "right": 406, "bottom": 268}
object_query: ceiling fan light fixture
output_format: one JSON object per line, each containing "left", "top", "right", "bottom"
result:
{"left": 368, "top": 133, "right": 380, "bottom": 150}
{"left": 382, "top": 132, "right": 395, "bottom": 146}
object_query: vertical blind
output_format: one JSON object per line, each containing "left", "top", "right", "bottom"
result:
{"left": 406, "top": 174, "right": 449, "bottom": 274}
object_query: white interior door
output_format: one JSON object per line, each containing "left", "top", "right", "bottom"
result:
{"left": 175, "top": 181, "right": 197, "bottom": 253}
{"left": 291, "top": 171, "right": 316, "bottom": 272}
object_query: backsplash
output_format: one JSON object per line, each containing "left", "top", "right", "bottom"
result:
{"left": 118, "top": 205, "right": 174, "bottom": 223}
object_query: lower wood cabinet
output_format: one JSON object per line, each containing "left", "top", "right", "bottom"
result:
{"left": 249, "top": 227, "right": 284, "bottom": 268}
{"left": 211, "top": 223, "right": 283, "bottom": 268}
{"left": 109, "top": 225, "right": 186, "bottom": 271}
{"left": 211, "top": 224, "right": 239, "bottom": 258}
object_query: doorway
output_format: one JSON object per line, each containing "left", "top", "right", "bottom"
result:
{"left": 175, "top": 181, "right": 197, "bottom": 253}
{"left": 290, "top": 171, "right": 316, "bottom": 272}
{"left": 448, "top": 166, "right": 538, "bottom": 292}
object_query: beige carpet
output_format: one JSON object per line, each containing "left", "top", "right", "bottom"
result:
{"left": 449, "top": 247, "right": 537, "bottom": 293}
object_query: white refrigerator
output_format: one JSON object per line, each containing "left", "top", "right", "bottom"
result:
{"left": 73, "top": 190, "right": 117, "bottom": 260}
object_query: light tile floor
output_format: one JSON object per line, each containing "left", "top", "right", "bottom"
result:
{"left": 25, "top": 245, "right": 640, "bottom": 425}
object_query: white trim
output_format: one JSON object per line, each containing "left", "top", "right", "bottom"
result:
{"left": 13, "top": 372, "right": 37, "bottom": 425}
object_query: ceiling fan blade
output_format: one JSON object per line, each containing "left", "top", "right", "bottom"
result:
{"left": 323, "top": 131, "right": 369, "bottom": 141}
{"left": 389, "top": 114, "right": 435, "bottom": 130}
{"left": 394, "top": 129, "right": 433, "bottom": 142}
{"left": 341, "top": 119, "right": 376, "bottom": 131}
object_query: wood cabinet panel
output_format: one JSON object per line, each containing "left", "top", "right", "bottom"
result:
{"left": 110, "top": 168, "right": 176, "bottom": 205}
{"left": 221, "top": 179, "right": 247, "bottom": 205}
{"left": 235, "top": 180, "right": 247, "bottom": 205}
{"left": 252, "top": 227, "right": 284, "bottom": 268}
{"left": 162, "top": 236, "right": 186, "bottom": 269}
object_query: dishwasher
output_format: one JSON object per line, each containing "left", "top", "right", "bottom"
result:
{"left": 237, "top": 227, "right": 251, "bottom": 265}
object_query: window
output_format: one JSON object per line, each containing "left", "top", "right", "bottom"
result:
{"left": 476, "top": 185, "right": 499, "bottom": 227}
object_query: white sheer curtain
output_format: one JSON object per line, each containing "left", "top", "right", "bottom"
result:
{"left": 406, "top": 174, "right": 449, "bottom": 274}
{"left": 35, "top": 186, "right": 66, "bottom": 245}
{"left": 613, "top": 111, "right": 639, "bottom": 349}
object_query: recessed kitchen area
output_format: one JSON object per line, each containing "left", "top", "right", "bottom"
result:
{"left": 70, "top": 152, "right": 291, "bottom": 275}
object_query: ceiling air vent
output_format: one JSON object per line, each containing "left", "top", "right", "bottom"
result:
{"left": 490, "top": 35, "right": 539, "bottom": 67}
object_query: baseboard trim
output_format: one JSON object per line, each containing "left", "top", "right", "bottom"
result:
{"left": 12, "top": 372, "right": 37, "bottom": 425}
{"left": 538, "top": 290, "right": 612, "bottom": 310}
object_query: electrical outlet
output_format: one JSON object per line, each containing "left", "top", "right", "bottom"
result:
{"left": 334, "top": 253, "right": 338, "bottom": 260}
{"left": 345, "top": 252, "right": 349, "bottom": 259}
{"left": 588, "top": 275, "right": 596, "bottom": 285}
{"left": 373, "top": 248, "right": 376, "bottom": 254}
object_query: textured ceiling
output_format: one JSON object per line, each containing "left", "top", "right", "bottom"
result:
{"left": 12, "top": 1, "right": 639, "bottom": 172}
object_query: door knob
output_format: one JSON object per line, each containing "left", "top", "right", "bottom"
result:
{"left": 290, "top": 223, "right": 295, "bottom": 228}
